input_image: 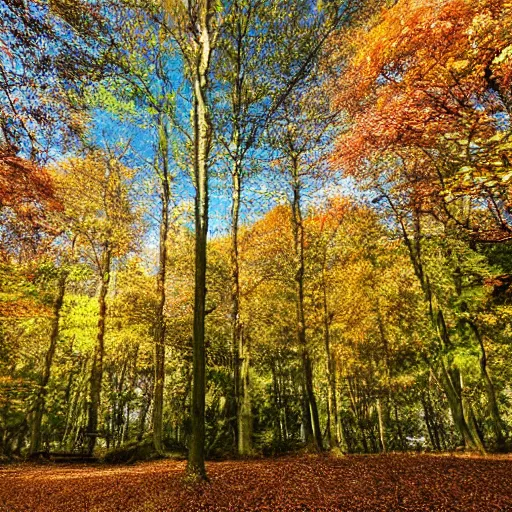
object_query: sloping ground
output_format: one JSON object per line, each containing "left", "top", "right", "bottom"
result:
{"left": 0, "top": 454, "right": 511, "bottom": 511}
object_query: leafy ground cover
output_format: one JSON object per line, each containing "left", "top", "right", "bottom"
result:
{"left": 0, "top": 454, "right": 511, "bottom": 511}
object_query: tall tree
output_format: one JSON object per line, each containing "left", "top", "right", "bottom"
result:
{"left": 327, "top": 0, "right": 512, "bottom": 452}
{"left": 269, "top": 82, "right": 337, "bottom": 451}
{"left": 215, "top": 0, "right": 359, "bottom": 456}
{"left": 88, "top": 2, "right": 180, "bottom": 454}
{"left": 29, "top": 268, "right": 68, "bottom": 455}
{"left": 329, "top": 0, "right": 512, "bottom": 242}
{"left": 56, "top": 152, "right": 137, "bottom": 455}
{"left": 307, "top": 199, "right": 351, "bottom": 450}
{"left": 161, "top": 0, "right": 224, "bottom": 480}
{"left": 151, "top": 115, "right": 172, "bottom": 454}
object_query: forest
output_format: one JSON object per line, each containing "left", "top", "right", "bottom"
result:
{"left": 1, "top": 0, "right": 512, "bottom": 510}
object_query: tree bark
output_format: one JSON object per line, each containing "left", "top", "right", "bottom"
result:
{"left": 238, "top": 327, "right": 253, "bottom": 455}
{"left": 290, "top": 158, "right": 322, "bottom": 451}
{"left": 187, "top": 16, "right": 213, "bottom": 480}
{"left": 468, "top": 320, "right": 506, "bottom": 451}
{"left": 152, "top": 116, "right": 171, "bottom": 455}
{"left": 231, "top": 162, "right": 241, "bottom": 451}
{"left": 321, "top": 264, "right": 341, "bottom": 450}
{"left": 230, "top": 159, "right": 253, "bottom": 456}
{"left": 30, "top": 273, "right": 67, "bottom": 454}
{"left": 437, "top": 357, "right": 484, "bottom": 452}
{"left": 87, "top": 243, "right": 112, "bottom": 455}
{"left": 376, "top": 397, "right": 386, "bottom": 453}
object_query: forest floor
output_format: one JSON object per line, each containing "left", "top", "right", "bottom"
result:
{"left": 1, "top": 453, "right": 511, "bottom": 511}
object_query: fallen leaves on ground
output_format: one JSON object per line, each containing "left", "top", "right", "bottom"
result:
{"left": 0, "top": 453, "right": 511, "bottom": 511}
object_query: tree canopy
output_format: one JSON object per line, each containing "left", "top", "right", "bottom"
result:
{"left": 1, "top": 0, "right": 512, "bottom": 498}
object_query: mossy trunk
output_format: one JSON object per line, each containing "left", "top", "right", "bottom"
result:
{"left": 187, "top": 19, "right": 213, "bottom": 481}
{"left": 469, "top": 321, "right": 506, "bottom": 451}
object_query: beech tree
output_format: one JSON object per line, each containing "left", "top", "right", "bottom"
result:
{"left": 327, "top": 0, "right": 512, "bottom": 452}
{"left": 159, "top": 0, "right": 224, "bottom": 480}
{"left": 329, "top": 0, "right": 512, "bottom": 242}
{"left": 55, "top": 152, "right": 138, "bottom": 455}
{"left": 4, "top": 0, "right": 512, "bottom": 486}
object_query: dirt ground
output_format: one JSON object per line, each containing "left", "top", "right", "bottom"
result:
{"left": 1, "top": 453, "right": 511, "bottom": 511}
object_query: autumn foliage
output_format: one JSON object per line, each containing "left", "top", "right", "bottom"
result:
{"left": 2, "top": 455, "right": 512, "bottom": 511}
{"left": 0, "top": 145, "right": 61, "bottom": 261}
{"left": 330, "top": 0, "right": 512, "bottom": 240}
{"left": 2, "top": 1, "right": 512, "bottom": 508}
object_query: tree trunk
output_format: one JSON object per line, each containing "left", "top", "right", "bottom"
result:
{"left": 271, "top": 362, "right": 283, "bottom": 442}
{"left": 386, "top": 199, "right": 482, "bottom": 453}
{"left": 187, "top": 24, "right": 213, "bottom": 480}
{"left": 87, "top": 243, "right": 112, "bottom": 455}
{"left": 62, "top": 356, "right": 87, "bottom": 449}
{"left": 138, "top": 394, "right": 150, "bottom": 442}
{"left": 153, "top": 116, "right": 171, "bottom": 455}
{"left": 230, "top": 159, "right": 252, "bottom": 456}
{"left": 30, "top": 273, "right": 67, "bottom": 454}
{"left": 124, "top": 344, "right": 139, "bottom": 444}
{"left": 392, "top": 404, "right": 406, "bottom": 450}
{"left": 325, "top": 350, "right": 338, "bottom": 450}
{"left": 469, "top": 320, "right": 506, "bottom": 451}
{"left": 115, "top": 358, "right": 128, "bottom": 448}
{"left": 290, "top": 160, "right": 322, "bottom": 451}
{"left": 432, "top": 309, "right": 485, "bottom": 453}
{"left": 322, "top": 267, "right": 340, "bottom": 450}
{"left": 334, "top": 364, "right": 348, "bottom": 451}
{"left": 437, "top": 358, "right": 484, "bottom": 453}
{"left": 376, "top": 397, "right": 386, "bottom": 453}
{"left": 421, "top": 390, "right": 441, "bottom": 451}
{"left": 227, "top": 6, "right": 254, "bottom": 454}
{"left": 238, "top": 328, "right": 252, "bottom": 455}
